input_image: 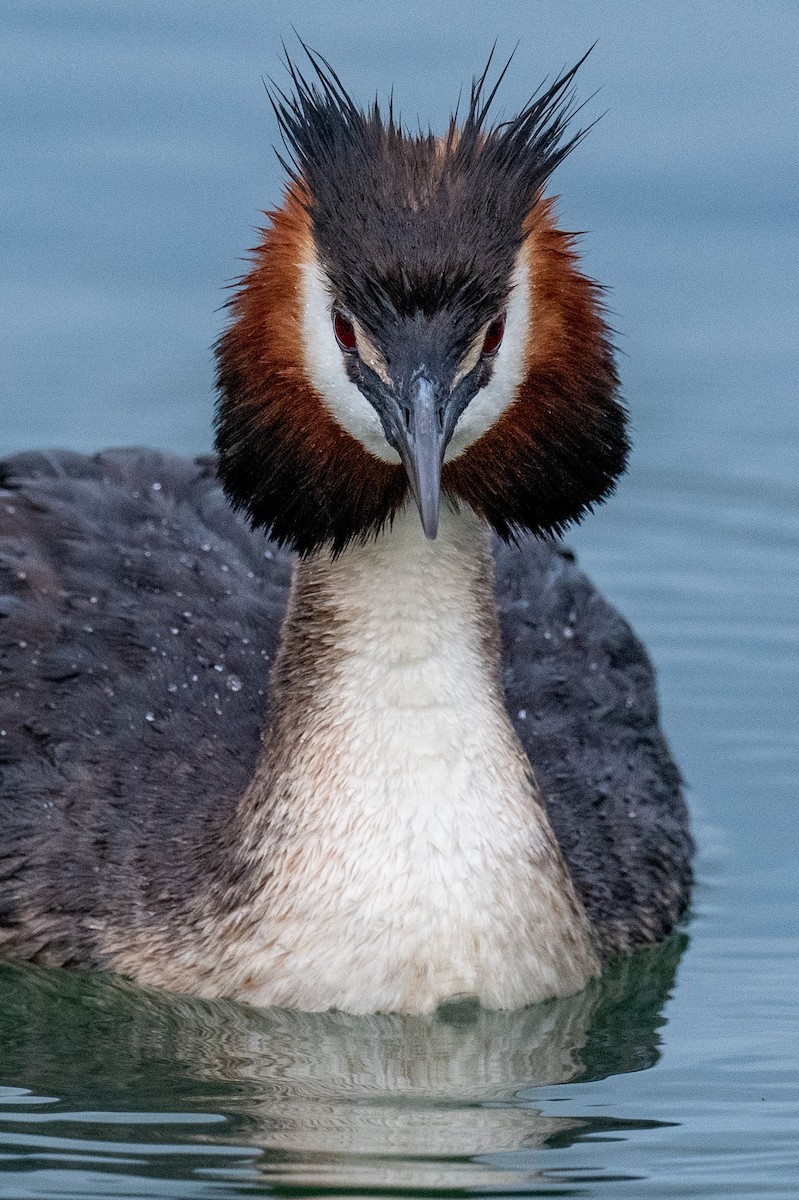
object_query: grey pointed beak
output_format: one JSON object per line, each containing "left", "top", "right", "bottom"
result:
{"left": 392, "top": 375, "right": 446, "bottom": 539}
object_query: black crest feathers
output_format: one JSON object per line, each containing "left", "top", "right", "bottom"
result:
{"left": 216, "top": 47, "right": 627, "bottom": 556}
{"left": 266, "top": 44, "right": 593, "bottom": 337}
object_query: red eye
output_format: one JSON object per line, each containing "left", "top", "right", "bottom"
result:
{"left": 334, "top": 311, "right": 357, "bottom": 352}
{"left": 482, "top": 317, "right": 505, "bottom": 356}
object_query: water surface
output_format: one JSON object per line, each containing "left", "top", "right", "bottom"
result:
{"left": 1, "top": 1, "right": 797, "bottom": 1196}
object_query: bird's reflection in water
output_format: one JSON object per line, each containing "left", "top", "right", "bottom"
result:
{"left": 0, "top": 934, "right": 686, "bottom": 1192}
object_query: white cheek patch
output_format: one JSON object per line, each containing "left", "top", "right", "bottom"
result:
{"left": 300, "top": 255, "right": 400, "bottom": 464}
{"left": 445, "top": 254, "right": 531, "bottom": 462}
{"left": 300, "top": 247, "right": 530, "bottom": 467}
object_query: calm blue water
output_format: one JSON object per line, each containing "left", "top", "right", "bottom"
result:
{"left": 1, "top": 2, "right": 797, "bottom": 1197}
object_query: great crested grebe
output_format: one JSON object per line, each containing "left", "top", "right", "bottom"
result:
{"left": 0, "top": 51, "right": 692, "bottom": 1014}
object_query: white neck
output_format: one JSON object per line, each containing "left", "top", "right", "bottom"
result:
{"left": 209, "top": 504, "right": 597, "bottom": 1013}
{"left": 122, "top": 505, "right": 599, "bottom": 1012}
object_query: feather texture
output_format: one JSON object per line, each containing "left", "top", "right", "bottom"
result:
{"left": 0, "top": 451, "right": 691, "bottom": 982}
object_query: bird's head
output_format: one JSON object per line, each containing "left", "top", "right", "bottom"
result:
{"left": 215, "top": 49, "right": 627, "bottom": 556}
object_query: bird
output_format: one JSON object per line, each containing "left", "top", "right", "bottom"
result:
{"left": 0, "top": 49, "right": 692, "bottom": 1015}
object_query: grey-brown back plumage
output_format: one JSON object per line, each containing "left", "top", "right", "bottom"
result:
{"left": 0, "top": 450, "right": 691, "bottom": 968}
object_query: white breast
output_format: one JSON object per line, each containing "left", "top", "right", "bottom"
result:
{"left": 225, "top": 505, "right": 598, "bottom": 1013}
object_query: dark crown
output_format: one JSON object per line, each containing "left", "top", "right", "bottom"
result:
{"left": 215, "top": 49, "right": 627, "bottom": 557}
{"left": 269, "top": 46, "right": 593, "bottom": 346}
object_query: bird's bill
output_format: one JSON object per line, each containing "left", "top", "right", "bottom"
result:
{"left": 391, "top": 375, "right": 446, "bottom": 539}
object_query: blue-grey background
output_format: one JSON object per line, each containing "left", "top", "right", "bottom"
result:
{"left": 1, "top": 2, "right": 797, "bottom": 1197}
